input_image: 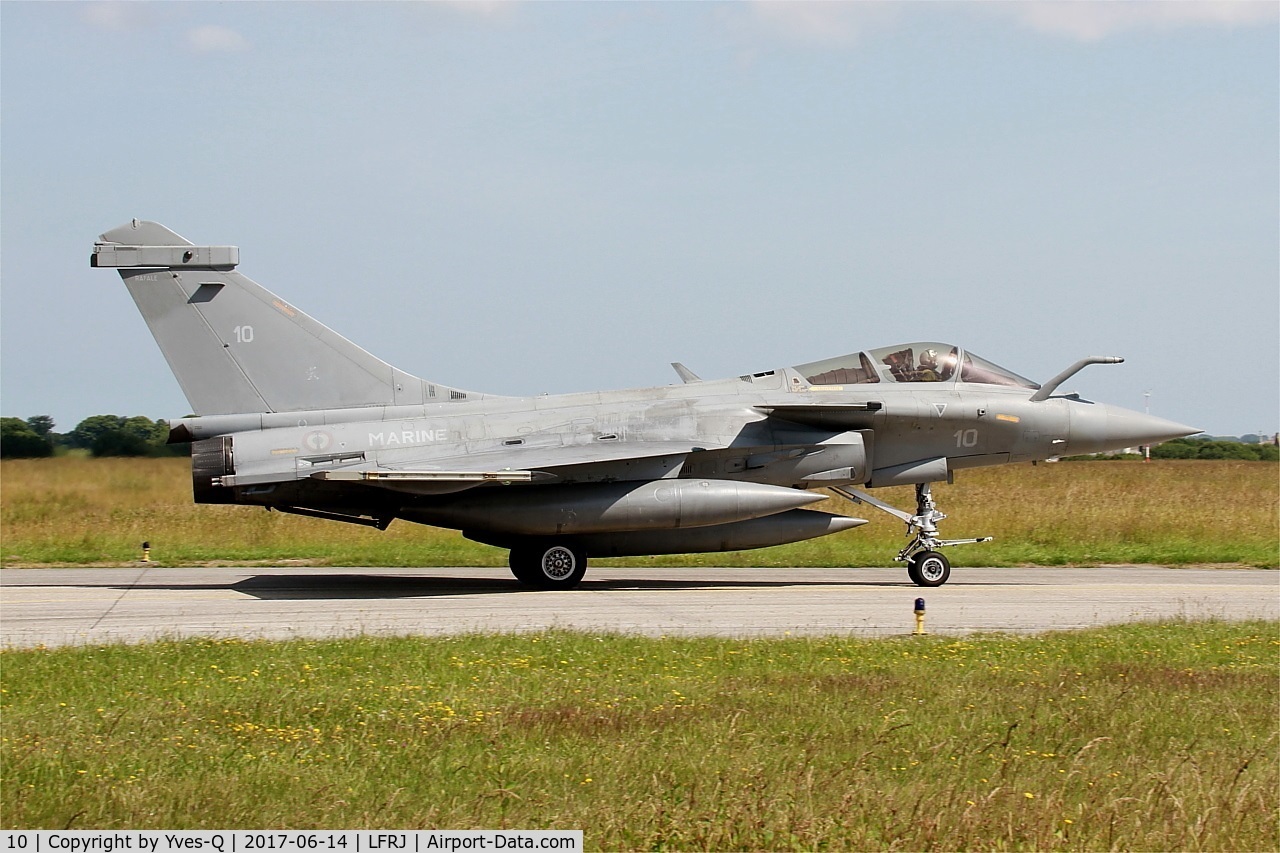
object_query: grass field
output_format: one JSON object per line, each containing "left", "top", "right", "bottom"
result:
{"left": 3, "top": 460, "right": 1276, "bottom": 847}
{"left": 2, "top": 623, "right": 1276, "bottom": 849}
{"left": 1, "top": 457, "right": 1276, "bottom": 568}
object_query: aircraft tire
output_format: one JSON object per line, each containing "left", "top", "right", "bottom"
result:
{"left": 508, "top": 551, "right": 540, "bottom": 585}
{"left": 509, "top": 542, "right": 587, "bottom": 589}
{"left": 908, "top": 551, "right": 950, "bottom": 587}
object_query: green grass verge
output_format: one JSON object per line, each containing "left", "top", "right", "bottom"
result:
{"left": 3, "top": 622, "right": 1277, "bottom": 850}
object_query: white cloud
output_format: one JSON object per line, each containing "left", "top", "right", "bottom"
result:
{"left": 995, "top": 1, "right": 1279, "bottom": 43}
{"left": 79, "top": 2, "right": 159, "bottom": 32}
{"left": 742, "top": 1, "right": 904, "bottom": 47}
{"left": 440, "top": 0, "right": 518, "bottom": 20}
{"left": 733, "top": 0, "right": 1277, "bottom": 48}
{"left": 186, "top": 24, "right": 250, "bottom": 54}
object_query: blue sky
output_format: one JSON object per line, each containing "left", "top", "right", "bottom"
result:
{"left": 2, "top": 1, "right": 1277, "bottom": 436}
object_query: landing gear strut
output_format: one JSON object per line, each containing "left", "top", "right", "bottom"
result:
{"left": 830, "top": 483, "right": 991, "bottom": 587}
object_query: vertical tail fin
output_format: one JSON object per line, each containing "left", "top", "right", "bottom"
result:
{"left": 92, "top": 220, "right": 477, "bottom": 416}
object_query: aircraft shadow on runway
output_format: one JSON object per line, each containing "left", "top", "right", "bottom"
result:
{"left": 55, "top": 573, "right": 921, "bottom": 601}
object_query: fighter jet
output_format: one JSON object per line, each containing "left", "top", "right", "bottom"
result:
{"left": 91, "top": 220, "right": 1199, "bottom": 588}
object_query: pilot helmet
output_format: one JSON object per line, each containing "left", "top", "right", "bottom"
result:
{"left": 920, "top": 349, "right": 938, "bottom": 367}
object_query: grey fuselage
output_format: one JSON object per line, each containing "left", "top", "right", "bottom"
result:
{"left": 182, "top": 357, "right": 1145, "bottom": 532}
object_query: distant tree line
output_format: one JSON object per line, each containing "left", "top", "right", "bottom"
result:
{"left": 1148, "top": 436, "right": 1278, "bottom": 461}
{"left": 3, "top": 415, "right": 1276, "bottom": 462}
{"left": 0, "top": 415, "right": 190, "bottom": 458}
{"left": 1065, "top": 436, "right": 1278, "bottom": 463}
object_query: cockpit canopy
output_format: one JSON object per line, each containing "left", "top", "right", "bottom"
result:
{"left": 794, "top": 343, "right": 1040, "bottom": 389}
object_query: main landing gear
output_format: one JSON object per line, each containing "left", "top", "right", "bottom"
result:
{"left": 509, "top": 542, "right": 588, "bottom": 590}
{"left": 830, "top": 483, "right": 991, "bottom": 587}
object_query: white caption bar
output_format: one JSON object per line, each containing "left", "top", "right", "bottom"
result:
{"left": 0, "top": 833, "right": 581, "bottom": 853}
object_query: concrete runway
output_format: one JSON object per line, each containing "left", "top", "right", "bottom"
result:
{"left": 2, "top": 565, "right": 1275, "bottom": 648}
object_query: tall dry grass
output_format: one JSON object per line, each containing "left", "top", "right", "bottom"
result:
{"left": 1, "top": 457, "right": 1275, "bottom": 567}
{"left": 0, "top": 457, "right": 490, "bottom": 566}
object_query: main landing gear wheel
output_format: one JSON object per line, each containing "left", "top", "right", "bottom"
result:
{"left": 509, "top": 543, "right": 588, "bottom": 589}
{"left": 907, "top": 550, "right": 950, "bottom": 587}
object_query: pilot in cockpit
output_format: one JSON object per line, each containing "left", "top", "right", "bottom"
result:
{"left": 917, "top": 349, "right": 941, "bottom": 382}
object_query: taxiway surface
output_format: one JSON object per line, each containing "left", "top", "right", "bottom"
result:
{"left": 2, "top": 565, "right": 1275, "bottom": 648}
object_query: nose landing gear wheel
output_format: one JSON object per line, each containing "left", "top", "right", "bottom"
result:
{"left": 509, "top": 543, "right": 588, "bottom": 589}
{"left": 908, "top": 550, "right": 950, "bottom": 587}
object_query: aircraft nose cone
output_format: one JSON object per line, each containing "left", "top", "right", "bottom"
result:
{"left": 1107, "top": 407, "right": 1200, "bottom": 449}
{"left": 1066, "top": 404, "right": 1199, "bottom": 455}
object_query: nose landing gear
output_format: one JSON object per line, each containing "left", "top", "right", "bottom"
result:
{"left": 830, "top": 482, "right": 991, "bottom": 587}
